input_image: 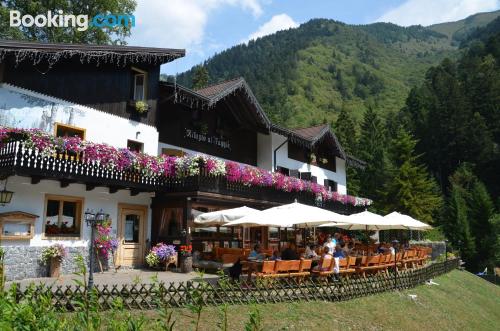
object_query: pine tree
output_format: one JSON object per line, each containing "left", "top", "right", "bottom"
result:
{"left": 335, "top": 106, "right": 357, "bottom": 154}
{"left": 469, "top": 181, "right": 496, "bottom": 270}
{"left": 335, "top": 106, "right": 360, "bottom": 195}
{"left": 356, "top": 107, "right": 387, "bottom": 209}
{"left": 192, "top": 66, "right": 209, "bottom": 90}
{"left": 383, "top": 129, "right": 442, "bottom": 223}
{"left": 443, "top": 185, "right": 476, "bottom": 263}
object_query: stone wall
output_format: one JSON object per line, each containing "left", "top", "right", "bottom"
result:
{"left": 410, "top": 241, "right": 447, "bottom": 260}
{"left": 2, "top": 246, "right": 90, "bottom": 281}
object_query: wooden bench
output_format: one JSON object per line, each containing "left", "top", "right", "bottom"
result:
{"left": 255, "top": 261, "right": 276, "bottom": 278}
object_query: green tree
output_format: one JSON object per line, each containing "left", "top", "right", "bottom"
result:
{"left": 335, "top": 105, "right": 357, "bottom": 154}
{"left": 0, "top": 0, "right": 136, "bottom": 44}
{"left": 469, "top": 181, "right": 497, "bottom": 270}
{"left": 192, "top": 65, "right": 209, "bottom": 90}
{"left": 383, "top": 128, "right": 442, "bottom": 223}
{"left": 443, "top": 185, "right": 476, "bottom": 264}
{"left": 335, "top": 105, "right": 360, "bottom": 195}
{"left": 356, "top": 107, "right": 387, "bottom": 209}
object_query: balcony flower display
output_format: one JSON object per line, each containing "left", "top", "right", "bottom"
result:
{"left": 0, "top": 126, "right": 372, "bottom": 207}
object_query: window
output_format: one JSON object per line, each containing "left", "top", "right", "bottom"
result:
{"left": 127, "top": 139, "right": 144, "bottom": 153}
{"left": 161, "top": 148, "right": 185, "bottom": 157}
{"left": 44, "top": 195, "right": 83, "bottom": 238}
{"left": 276, "top": 166, "right": 290, "bottom": 176}
{"left": 300, "top": 172, "right": 311, "bottom": 181}
{"left": 132, "top": 67, "right": 147, "bottom": 101}
{"left": 324, "top": 179, "right": 338, "bottom": 192}
{"left": 55, "top": 123, "right": 85, "bottom": 139}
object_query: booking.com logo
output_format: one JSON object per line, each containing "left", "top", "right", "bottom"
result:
{"left": 9, "top": 10, "right": 135, "bottom": 32}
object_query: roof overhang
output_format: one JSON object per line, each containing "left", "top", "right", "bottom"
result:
{"left": 160, "top": 79, "right": 271, "bottom": 132}
{"left": 0, "top": 39, "right": 185, "bottom": 66}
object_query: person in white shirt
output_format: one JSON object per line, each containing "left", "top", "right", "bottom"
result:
{"left": 304, "top": 244, "right": 318, "bottom": 259}
{"left": 323, "top": 236, "right": 335, "bottom": 254}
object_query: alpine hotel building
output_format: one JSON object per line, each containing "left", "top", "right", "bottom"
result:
{"left": 0, "top": 40, "right": 370, "bottom": 280}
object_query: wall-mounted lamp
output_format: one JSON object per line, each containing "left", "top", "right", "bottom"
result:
{"left": 0, "top": 178, "right": 14, "bottom": 205}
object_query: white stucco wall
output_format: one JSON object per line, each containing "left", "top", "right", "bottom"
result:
{"left": 0, "top": 83, "right": 159, "bottom": 155}
{"left": 269, "top": 133, "right": 347, "bottom": 194}
{"left": 0, "top": 176, "right": 152, "bottom": 247}
{"left": 257, "top": 132, "right": 273, "bottom": 170}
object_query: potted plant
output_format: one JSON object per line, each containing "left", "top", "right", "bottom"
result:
{"left": 133, "top": 100, "right": 149, "bottom": 114}
{"left": 309, "top": 153, "right": 317, "bottom": 164}
{"left": 145, "top": 243, "right": 177, "bottom": 270}
{"left": 94, "top": 221, "right": 117, "bottom": 271}
{"left": 179, "top": 245, "right": 193, "bottom": 273}
{"left": 41, "top": 244, "right": 67, "bottom": 278}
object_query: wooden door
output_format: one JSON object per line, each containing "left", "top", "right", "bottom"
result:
{"left": 118, "top": 205, "right": 147, "bottom": 267}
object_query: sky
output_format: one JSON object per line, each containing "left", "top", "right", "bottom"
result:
{"left": 126, "top": 0, "right": 500, "bottom": 75}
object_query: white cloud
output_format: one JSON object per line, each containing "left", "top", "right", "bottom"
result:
{"left": 245, "top": 13, "right": 298, "bottom": 42}
{"left": 377, "top": 0, "right": 500, "bottom": 26}
{"left": 129, "top": 0, "right": 265, "bottom": 51}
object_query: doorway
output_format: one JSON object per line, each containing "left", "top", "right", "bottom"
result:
{"left": 117, "top": 204, "right": 148, "bottom": 267}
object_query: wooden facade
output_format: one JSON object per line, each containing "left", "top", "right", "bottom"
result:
{"left": 157, "top": 98, "right": 258, "bottom": 165}
{"left": 2, "top": 58, "right": 160, "bottom": 126}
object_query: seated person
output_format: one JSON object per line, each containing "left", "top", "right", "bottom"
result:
{"left": 377, "top": 243, "right": 387, "bottom": 254}
{"left": 323, "top": 236, "right": 335, "bottom": 254}
{"left": 281, "top": 241, "right": 299, "bottom": 260}
{"left": 304, "top": 244, "right": 318, "bottom": 259}
{"left": 343, "top": 242, "right": 354, "bottom": 256}
{"left": 228, "top": 258, "right": 243, "bottom": 281}
{"left": 313, "top": 247, "right": 333, "bottom": 271}
{"left": 270, "top": 249, "right": 281, "bottom": 261}
{"left": 248, "top": 244, "right": 265, "bottom": 260}
{"left": 333, "top": 243, "right": 346, "bottom": 258}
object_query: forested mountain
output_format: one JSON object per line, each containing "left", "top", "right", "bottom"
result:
{"left": 177, "top": 11, "right": 500, "bottom": 128}
{"left": 179, "top": 13, "right": 500, "bottom": 272}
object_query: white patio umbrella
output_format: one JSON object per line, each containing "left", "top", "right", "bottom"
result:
{"left": 224, "top": 202, "right": 347, "bottom": 228}
{"left": 319, "top": 210, "right": 404, "bottom": 230}
{"left": 384, "top": 211, "right": 432, "bottom": 230}
{"left": 193, "top": 206, "right": 260, "bottom": 226}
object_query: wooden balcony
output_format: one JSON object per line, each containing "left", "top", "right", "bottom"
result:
{"left": 0, "top": 139, "right": 363, "bottom": 214}
{"left": 0, "top": 140, "right": 165, "bottom": 193}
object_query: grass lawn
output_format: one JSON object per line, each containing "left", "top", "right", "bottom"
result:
{"left": 143, "top": 270, "right": 500, "bottom": 331}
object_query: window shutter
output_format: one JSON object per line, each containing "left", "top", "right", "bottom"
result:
{"left": 289, "top": 169, "right": 300, "bottom": 178}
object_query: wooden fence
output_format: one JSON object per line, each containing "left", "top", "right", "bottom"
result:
{"left": 10, "top": 259, "right": 459, "bottom": 311}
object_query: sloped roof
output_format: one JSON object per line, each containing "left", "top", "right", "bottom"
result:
{"left": 0, "top": 39, "right": 185, "bottom": 66}
{"left": 160, "top": 77, "right": 270, "bottom": 131}
{"left": 271, "top": 123, "right": 346, "bottom": 160}
{"left": 195, "top": 78, "right": 243, "bottom": 99}
{"left": 290, "top": 124, "right": 330, "bottom": 141}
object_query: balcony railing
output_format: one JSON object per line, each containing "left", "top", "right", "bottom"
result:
{"left": 0, "top": 139, "right": 363, "bottom": 214}
{"left": 0, "top": 140, "right": 165, "bottom": 191}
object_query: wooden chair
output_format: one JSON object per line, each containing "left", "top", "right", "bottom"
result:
{"left": 338, "top": 256, "right": 357, "bottom": 278}
{"left": 311, "top": 257, "right": 334, "bottom": 279}
{"left": 290, "top": 259, "right": 312, "bottom": 278}
{"left": 255, "top": 261, "right": 276, "bottom": 279}
{"left": 356, "top": 254, "right": 382, "bottom": 277}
